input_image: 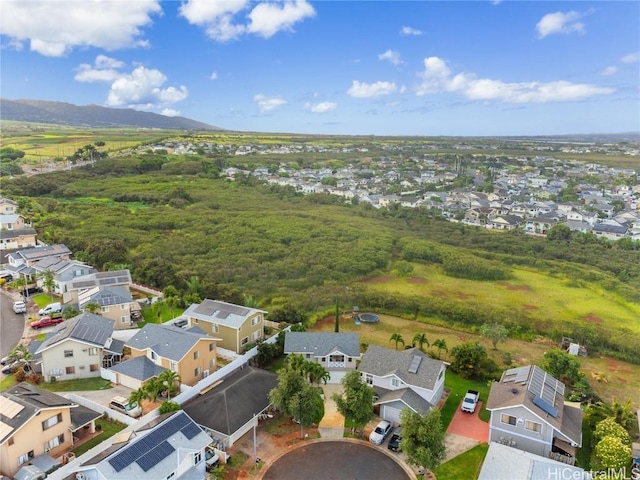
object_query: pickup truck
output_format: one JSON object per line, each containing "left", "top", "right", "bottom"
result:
{"left": 461, "top": 390, "right": 479, "bottom": 413}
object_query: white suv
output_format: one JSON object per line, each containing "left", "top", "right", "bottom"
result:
{"left": 13, "top": 301, "right": 27, "bottom": 314}
{"left": 369, "top": 420, "right": 392, "bottom": 445}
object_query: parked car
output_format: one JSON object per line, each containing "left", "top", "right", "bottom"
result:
{"left": 173, "top": 319, "right": 188, "bottom": 328}
{"left": 205, "top": 446, "right": 220, "bottom": 469}
{"left": 21, "top": 286, "right": 42, "bottom": 297}
{"left": 38, "top": 302, "right": 62, "bottom": 316}
{"left": 13, "top": 301, "right": 27, "bottom": 313}
{"left": 388, "top": 427, "right": 403, "bottom": 451}
{"left": 109, "top": 396, "right": 142, "bottom": 418}
{"left": 369, "top": 420, "right": 392, "bottom": 445}
{"left": 2, "top": 360, "right": 31, "bottom": 375}
{"left": 30, "top": 316, "right": 64, "bottom": 329}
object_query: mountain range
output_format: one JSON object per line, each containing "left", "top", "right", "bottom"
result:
{"left": 0, "top": 98, "right": 221, "bottom": 130}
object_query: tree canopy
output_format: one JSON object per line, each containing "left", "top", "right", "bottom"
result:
{"left": 400, "top": 408, "right": 446, "bottom": 475}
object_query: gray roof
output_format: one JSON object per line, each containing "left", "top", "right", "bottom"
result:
{"left": 15, "top": 244, "right": 71, "bottom": 262}
{"left": 359, "top": 345, "right": 445, "bottom": 390}
{"left": 284, "top": 332, "right": 361, "bottom": 357}
{"left": 109, "top": 356, "right": 166, "bottom": 381}
{"left": 0, "top": 383, "right": 75, "bottom": 443}
{"left": 126, "top": 323, "right": 215, "bottom": 361}
{"left": 183, "top": 299, "right": 267, "bottom": 329}
{"left": 70, "top": 404, "right": 103, "bottom": 431}
{"left": 36, "top": 313, "right": 115, "bottom": 354}
{"left": 106, "top": 338, "right": 125, "bottom": 355}
{"left": 478, "top": 442, "right": 588, "bottom": 480}
{"left": 183, "top": 367, "right": 277, "bottom": 437}
{"left": 0, "top": 227, "right": 36, "bottom": 240}
{"left": 373, "top": 386, "right": 432, "bottom": 415}
{"left": 84, "top": 285, "right": 133, "bottom": 307}
{"left": 69, "top": 269, "right": 132, "bottom": 291}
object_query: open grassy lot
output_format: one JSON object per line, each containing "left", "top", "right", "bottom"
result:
{"left": 433, "top": 443, "right": 489, "bottom": 480}
{"left": 38, "top": 377, "right": 113, "bottom": 392}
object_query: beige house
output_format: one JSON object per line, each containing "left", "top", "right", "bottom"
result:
{"left": 64, "top": 269, "right": 132, "bottom": 305}
{"left": 182, "top": 299, "right": 267, "bottom": 354}
{"left": 116, "top": 324, "right": 220, "bottom": 388}
{"left": 0, "top": 383, "right": 100, "bottom": 478}
{"left": 34, "top": 313, "right": 121, "bottom": 383}
{"left": 0, "top": 212, "right": 37, "bottom": 251}
{"left": 79, "top": 285, "right": 135, "bottom": 330}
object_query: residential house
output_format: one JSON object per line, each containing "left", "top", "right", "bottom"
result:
{"left": 526, "top": 212, "right": 562, "bottom": 235}
{"left": 284, "top": 332, "right": 361, "bottom": 383}
{"left": 182, "top": 299, "right": 267, "bottom": 354}
{"left": 34, "top": 313, "right": 121, "bottom": 382}
{"left": 592, "top": 222, "right": 629, "bottom": 240}
{"left": 0, "top": 383, "right": 100, "bottom": 479}
{"left": 64, "top": 269, "right": 132, "bottom": 305}
{"left": 66, "top": 410, "right": 212, "bottom": 480}
{"left": 116, "top": 323, "right": 220, "bottom": 388}
{"left": 0, "top": 207, "right": 37, "bottom": 251}
{"left": 488, "top": 215, "right": 523, "bottom": 231}
{"left": 6, "top": 244, "right": 72, "bottom": 269}
{"left": 464, "top": 207, "right": 496, "bottom": 225}
{"left": 183, "top": 366, "right": 278, "bottom": 448}
{"left": 31, "top": 258, "right": 96, "bottom": 297}
{"left": 79, "top": 285, "right": 135, "bottom": 329}
{"left": 0, "top": 197, "right": 18, "bottom": 215}
{"left": 358, "top": 345, "right": 446, "bottom": 424}
{"left": 486, "top": 365, "right": 582, "bottom": 464}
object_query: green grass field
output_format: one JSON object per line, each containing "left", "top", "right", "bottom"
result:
{"left": 433, "top": 443, "right": 489, "bottom": 480}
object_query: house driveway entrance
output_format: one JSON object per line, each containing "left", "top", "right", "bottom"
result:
{"left": 318, "top": 384, "right": 344, "bottom": 438}
{"left": 447, "top": 400, "right": 489, "bottom": 442}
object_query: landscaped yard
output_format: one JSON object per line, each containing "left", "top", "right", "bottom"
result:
{"left": 139, "top": 302, "right": 184, "bottom": 326}
{"left": 441, "top": 372, "right": 491, "bottom": 427}
{"left": 72, "top": 418, "right": 127, "bottom": 456}
{"left": 38, "top": 377, "right": 113, "bottom": 392}
{"left": 433, "top": 442, "right": 489, "bottom": 480}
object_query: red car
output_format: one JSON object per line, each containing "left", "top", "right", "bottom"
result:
{"left": 31, "top": 316, "right": 64, "bottom": 329}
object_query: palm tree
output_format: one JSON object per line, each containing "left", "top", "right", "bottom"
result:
{"left": 287, "top": 354, "right": 306, "bottom": 373}
{"left": 432, "top": 339, "right": 448, "bottom": 359}
{"left": 159, "top": 370, "right": 181, "bottom": 398}
{"left": 144, "top": 377, "right": 165, "bottom": 403}
{"left": 129, "top": 387, "right": 147, "bottom": 408}
{"left": 84, "top": 302, "right": 101, "bottom": 314}
{"left": 390, "top": 333, "right": 405, "bottom": 350}
{"left": 412, "top": 333, "right": 429, "bottom": 352}
{"left": 306, "top": 362, "right": 330, "bottom": 386}
{"left": 38, "top": 269, "right": 56, "bottom": 302}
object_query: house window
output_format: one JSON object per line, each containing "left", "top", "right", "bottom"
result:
{"left": 64, "top": 350, "right": 74, "bottom": 358}
{"left": 88, "top": 347, "right": 98, "bottom": 356}
{"left": 42, "top": 413, "right": 63, "bottom": 430}
{"left": 209, "top": 343, "right": 215, "bottom": 351}
{"left": 193, "top": 451, "right": 202, "bottom": 465}
{"left": 213, "top": 324, "right": 218, "bottom": 333}
{"left": 121, "top": 304, "right": 127, "bottom": 310}
{"left": 501, "top": 414, "right": 517, "bottom": 426}
{"left": 121, "top": 316, "right": 129, "bottom": 323}
{"left": 90, "top": 364, "right": 99, "bottom": 372}
{"left": 209, "top": 359, "right": 216, "bottom": 368}
{"left": 322, "top": 358, "right": 326, "bottom": 363}
{"left": 170, "top": 361, "right": 178, "bottom": 372}
{"left": 251, "top": 330, "right": 262, "bottom": 341}
{"left": 66, "top": 366, "right": 75, "bottom": 374}
{"left": 18, "top": 451, "right": 34, "bottom": 466}
{"left": 151, "top": 351, "right": 157, "bottom": 361}
{"left": 364, "top": 374, "right": 373, "bottom": 385}
{"left": 391, "top": 377, "right": 401, "bottom": 387}
{"left": 44, "top": 434, "right": 65, "bottom": 450}
{"left": 194, "top": 351, "right": 199, "bottom": 360}
{"left": 348, "top": 358, "right": 352, "bottom": 363}
{"left": 194, "top": 367, "right": 200, "bottom": 377}
{"left": 252, "top": 316, "right": 261, "bottom": 326}
{"left": 241, "top": 337, "right": 248, "bottom": 345}
{"left": 525, "top": 420, "right": 541, "bottom": 433}
{"left": 101, "top": 306, "right": 108, "bottom": 313}
{"left": 193, "top": 318, "right": 199, "bottom": 324}
{"left": 329, "top": 354, "right": 344, "bottom": 363}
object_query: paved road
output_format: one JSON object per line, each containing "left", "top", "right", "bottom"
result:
{"left": 0, "top": 290, "right": 26, "bottom": 358}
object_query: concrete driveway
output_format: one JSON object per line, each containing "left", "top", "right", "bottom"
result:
{"left": 66, "top": 384, "right": 135, "bottom": 407}
{"left": 318, "top": 384, "right": 345, "bottom": 438}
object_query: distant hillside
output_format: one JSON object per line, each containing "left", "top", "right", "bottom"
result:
{"left": 0, "top": 98, "right": 222, "bottom": 131}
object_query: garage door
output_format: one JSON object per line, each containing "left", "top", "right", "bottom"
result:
{"left": 328, "top": 371, "right": 348, "bottom": 384}
{"left": 382, "top": 405, "right": 403, "bottom": 425}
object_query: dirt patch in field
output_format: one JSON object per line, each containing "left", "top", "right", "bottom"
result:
{"left": 606, "top": 360, "right": 631, "bottom": 374}
{"left": 432, "top": 289, "right": 450, "bottom": 298}
{"left": 498, "top": 282, "right": 532, "bottom": 291}
{"left": 360, "top": 277, "right": 393, "bottom": 284}
{"left": 582, "top": 313, "right": 603, "bottom": 324}
{"left": 407, "top": 277, "right": 427, "bottom": 284}
{"left": 453, "top": 291, "right": 472, "bottom": 300}
{"left": 616, "top": 377, "right": 628, "bottom": 383}
{"left": 523, "top": 304, "right": 538, "bottom": 310}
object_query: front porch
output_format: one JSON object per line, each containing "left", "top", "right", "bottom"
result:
{"left": 549, "top": 437, "right": 577, "bottom": 465}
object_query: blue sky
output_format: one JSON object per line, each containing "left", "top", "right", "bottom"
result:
{"left": 1, "top": 1, "right": 639, "bottom": 136}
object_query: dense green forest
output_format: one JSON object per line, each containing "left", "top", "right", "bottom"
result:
{"left": 3, "top": 154, "right": 639, "bottom": 362}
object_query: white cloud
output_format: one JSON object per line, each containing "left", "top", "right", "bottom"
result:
{"left": 601, "top": 66, "right": 618, "bottom": 76}
{"left": 400, "top": 26, "right": 422, "bottom": 36}
{"left": 378, "top": 49, "right": 403, "bottom": 66}
{"left": 74, "top": 55, "right": 126, "bottom": 83}
{"left": 536, "top": 11, "right": 585, "bottom": 39}
{"left": 254, "top": 94, "right": 287, "bottom": 113}
{"left": 305, "top": 101, "right": 337, "bottom": 113}
{"left": 347, "top": 80, "right": 397, "bottom": 98}
{"left": 415, "top": 56, "right": 614, "bottom": 103}
{"left": 0, "top": 0, "right": 161, "bottom": 57}
{"left": 103, "top": 66, "right": 188, "bottom": 109}
{"left": 491, "top": 0, "right": 502, "bottom": 5}
{"left": 161, "top": 108, "right": 181, "bottom": 117}
{"left": 179, "top": 0, "right": 314, "bottom": 42}
{"left": 210, "top": 72, "right": 219, "bottom": 80}
{"left": 247, "top": 0, "right": 316, "bottom": 38}
{"left": 621, "top": 52, "right": 640, "bottom": 64}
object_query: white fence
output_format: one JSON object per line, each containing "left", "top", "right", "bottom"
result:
{"left": 63, "top": 393, "right": 136, "bottom": 426}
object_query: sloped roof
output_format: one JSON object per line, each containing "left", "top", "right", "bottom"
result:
{"left": 109, "top": 356, "right": 166, "bottom": 381}
{"left": 284, "top": 332, "right": 361, "bottom": 357}
{"left": 69, "top": 269, "right": 132, "bottom": 292}
{"left": 183, "top": 299, "right": 266, "bottom": 329}
{"left": 82, "top": 285, "right": 133, "bottom": 308}
{"left": 126, "top": 323, "right": 217, "bottom": 361}
{"left": 359, "top": 345, "right": 445, "bottom": 390}
{"left": 0, "top": 227, "right": 37, "bottom": 240}
{"left": 36, "top": 313, "right": 115, "bottom": 354}
{"left": 373, "top": 386, "right": 432, "bottom": 415}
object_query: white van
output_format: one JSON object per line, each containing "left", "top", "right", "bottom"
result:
{"left": 38, "top": 302, "right": 62, "bottom": 316}
{"left": 109, "top": 396, "right": 142, "bottom": 418}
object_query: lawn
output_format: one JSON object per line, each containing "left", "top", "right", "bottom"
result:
{"left": 72, "top": 418, "right": 127, "bottom": 457}
{"left": 30, "top": 293, "right": 55, "bottom": 309}
{"left": 139, "top": 302, "right": 184, "bottom": 326}
{"left": 38, "top": 377, "right": 113, "bottom": 392}
{"left": 441, "top": 372, "right": 491, "bottom": 427}
{"left": 433, "top": 443, "right": 489, "bottom": 480}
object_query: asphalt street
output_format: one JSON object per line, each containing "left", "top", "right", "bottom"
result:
{"left": 0, "top": 289, "right": 26, "bottom": 359}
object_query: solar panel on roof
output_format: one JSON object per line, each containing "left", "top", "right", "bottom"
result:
{"left": 408, "top": 355, "right": 422, "bottom": 374}
{"left": 533, "top": 395, "right": 559, "bottom": 418}
{"left": 74, "top": 280, "right": 95, "bottom": 288}
{"left": 100, "top": 278, "right": 117, "bottom": 285}
{"left": 194, "top": 303, "right": 218, "bottom": 316}
{"left": 117, "top": 276, "right": 130, "bottom": 283}
{"left": 181, "top": 422, "right": 202, "bottom": 440}
{"left": 136, "top": 441, "right": 175, "bottom": 472}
